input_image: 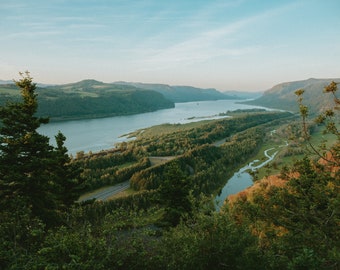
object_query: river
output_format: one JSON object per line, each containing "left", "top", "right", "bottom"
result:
{"left": 215, "top": 141, "right": 288, "bottom": 210}
{"left": 39, "top": 99, "right": 268, "bottom": 155}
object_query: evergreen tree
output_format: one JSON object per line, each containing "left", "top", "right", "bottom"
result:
{"left": 0, "top": 72, "right": 82, "bottom": 225}
{"left": 158, "top": 161, "right": 192, "bottom": 226}
{"left": 52, "top": 131, "right": 84, "bottom": 210}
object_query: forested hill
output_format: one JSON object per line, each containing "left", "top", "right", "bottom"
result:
{"left": 0, "top": 79, "right": 237, "bottom": 121}
{"left": 113, "top": 81, "right": 234, "bottom": 102}
{"left": 242, "top": 78, "right": 340, "bottom": 114}
{"left": 0, "top": 80, "right": 174, "bottom": 121}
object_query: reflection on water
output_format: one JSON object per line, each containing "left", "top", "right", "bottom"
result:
{"left": 39, "top": 100, "right": 268, "bottom": 154}
{"left": 215, "top": 147, "right": 280, "bottom": 211}
{"left": 215, "top": 171, "right": 253, "bottom": 211}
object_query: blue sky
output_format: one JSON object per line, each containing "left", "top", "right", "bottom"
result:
{"left": 1, "top": 0, "right": 339, "bottom": 91}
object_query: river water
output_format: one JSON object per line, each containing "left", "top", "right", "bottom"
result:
{"left": 215, "top": 143, "right": 288, "bottom": 210}
{"left": 39, "top": 99, "right": 268, "bottom": 155}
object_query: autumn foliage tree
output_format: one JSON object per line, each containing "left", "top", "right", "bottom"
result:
{"left": 295, "top": 81, "right": 340, "bottom": 166}
{"left": 228, "top": 81, "right": 340, "bottom": 269}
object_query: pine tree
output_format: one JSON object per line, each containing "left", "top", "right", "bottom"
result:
{"left": 53, "top": 131, "right": 84, "bottom": 210}
{"left": 158, "top": 161, "right": 192, "bottom": 226}
{"left": 0, "top": 72, "right": 82, "bottom": 225}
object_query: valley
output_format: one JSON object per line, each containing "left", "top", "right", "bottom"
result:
{"left": 1, "top": 75, "right": 339, "bottom": 269}
{"left": 74, "top": 110, "right": 294, "bottom": 203}
{"left": 2, "top": 0, "right": 339, "bottom": 266}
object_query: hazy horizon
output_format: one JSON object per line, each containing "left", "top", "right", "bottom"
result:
{"left": 1, "top": 0, "right": 340, "bottom": 91}
{"left": 2, "top": 76, "right": 340, "bottom": 93}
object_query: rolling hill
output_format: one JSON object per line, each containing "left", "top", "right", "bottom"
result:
{"left": 243, "top": 78, "right": 340, "bottom": 114}
{"left": 0, "top": 80, "right": 175, "bottom": 121}
{"left": 0, "top": 79, "right": 238, "bottom": 121}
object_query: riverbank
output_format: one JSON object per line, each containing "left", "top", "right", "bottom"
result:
{"left": 215, "top": 131, "right": 289, "bottom": 210}
{"left": 39, "top": 99, "right": 271, "bottom": 155}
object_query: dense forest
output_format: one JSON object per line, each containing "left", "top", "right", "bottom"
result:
{"left": 0, "top": 73, "right": 339, "bottom": 269}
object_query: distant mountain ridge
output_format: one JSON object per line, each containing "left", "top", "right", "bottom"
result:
{"left": 2, "top": 78, "right": 337, "bottom": 120}
{"left": 0, "top": 80, "right": 174, "bottom": 121}
{"left": 0, "top": 79, "right": 237, "bottom": 121}
{"left": 1, "top": 78, "right": 252, "bottom": 101}
{"left": 45, "top": 79, "right": 235, "bottom": 102}
{"left": 222, "top": 90, "right": 263, "bottom": 99}
{"left": 0, "top": 80, "right": 13, "bottom": 85}
{"left": 243, "top": 78, "right": 340, "bottom": 114}
{"left": 112, "top": 81, "right": 234, "bottom": 102}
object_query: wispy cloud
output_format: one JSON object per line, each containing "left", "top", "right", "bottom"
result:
{"left": 2, "top": 0, "right": 338, "bottom": 89}
{"left": 68, "top": 23, "right": 106, "bottom": 30}
{"left": 0, "top": 2, "right": 28, "bottom": 10}
{"left": 6, "top": 31, "right": 62, "bottom": 39}
{"left": 132, "top": 1, "right": 298, "bottom": 71}
{"left": 134, "top": 18, "right": 256, "bottom": 71}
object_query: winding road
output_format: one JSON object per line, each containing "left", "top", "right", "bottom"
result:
{"left": 80, "top": 135, "right": 288, "bottom": 203}
{"left": 79, "top": 181, "right": 130, "bottom": 202}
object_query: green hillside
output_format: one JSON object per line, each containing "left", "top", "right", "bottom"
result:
{"left": 0, "top": 80, "right": 174, "bottom": 121}
{"left": 0, "top": 79, "right": 238, "bottom": 121}
{"left": 243, "top": 78, "right": 340, "bottom": 115}
{"left": 113, "top": 81, "right": 234, "bottom": 102}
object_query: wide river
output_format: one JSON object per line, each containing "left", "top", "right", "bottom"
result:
{"left": 39, "top": 99, "right": 268, "bottom": 155}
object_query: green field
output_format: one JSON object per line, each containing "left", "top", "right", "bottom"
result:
{"left": 124, "top": 119, "right": 216, "bottom": 139}
{"left": 249, "top": 124, "right": 338, "bottom": 179}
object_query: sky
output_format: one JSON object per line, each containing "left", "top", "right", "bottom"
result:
{"left": 1, "top": 0, "right": 340, "bottom": 91}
